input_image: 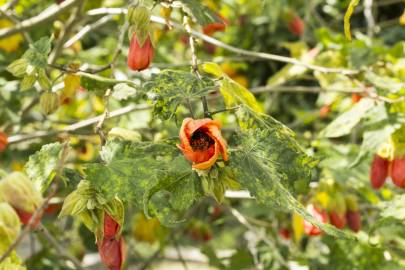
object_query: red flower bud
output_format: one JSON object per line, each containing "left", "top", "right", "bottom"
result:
{"left": 178, "top": 118, "right": 228, "bottom": 170}
{"left": 346, "top": 210, "right": 361, "bottom": 232}
{"left": 0, "top": 131, "right": 8, "bottom": 152}
{"left": 303, "top": 204, "right": 328, "bottom": 236}
{"left": 278, "top": 228, "right": 291, "bottom": 240}
{"left": 391, "top": 156, "right": 405, "bottom": 188}
{"left": 287, "top": 15, "right": 304, "bottom": 36}
{"left": 328, "top": 210, "right": 346, "bottom": 229}
{"left": 104, "top": 213, "right": 120, "bottom": 239}
{"left": 203, "top": 15, "right": 228, "bottom": 36}
{"left": 98, "top": 237, "right": 126, "bottom": 270}
{"left": 370, "top": 155, "right": 389, "bottom": 189}
{"left": 127, "top": 34, "right": 154, "bottom": 71}
{"left": 351, "top": 93, "right": 362, "bottom": 104}
{"left": 14, "top": 208, "right": 41, "bottom": 229}
{"left": 319, "top": 105, "right": 330, "bottom": 119}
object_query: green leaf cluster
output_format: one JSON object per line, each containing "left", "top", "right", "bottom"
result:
{"left": 144, "top": 70, "right": 214, "bottom": 120}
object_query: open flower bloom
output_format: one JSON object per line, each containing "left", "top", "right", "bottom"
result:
{"left": 127, "top": 34, "right": 154, "bottom": 71}
{"left": 178, "top": 118, "right": 228, "bottom": 170}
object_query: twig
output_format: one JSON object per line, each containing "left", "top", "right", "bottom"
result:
{"left": 209, "top": 106, "right": 240, "bottom": 115}
{"left": 38, "top": 224, "right": 85, "bottom": 269}
{"left": 138, "top": 248, "right": 162, "bottom": 270}
{"left": 364, "top": 0, "right": 375, "bottom": 37}
{"left": 87, "top": 18, "right": 130, "bottom": 74}
{"left": 171, "top": 235, "right": 189, "bottom": 270}
{"left": 0, "top": 0, "right": 19, "bottom": 12}
{"left": 95, "top": 88, "right": 112, "bottom": 145}
{"left": 8, "top": 104, "right": 151, "bottom": 144}
{"left": 0, "top": 0, "right": 81, "bottom": 39}
{"left": 64, "top": 14, "right": 114, "bottom": 48}
{"left": 85, "top": 9, "right": 359, "bottom": 75}
{"left": 0, "top": 184, "right": 58, "bottom": 263}
{"left": 225, "top": 206, "right": 287, "bottom": 268}
{"left": 182, "top": 14, "right": 210, "bottom": 118}
{"left": 0, "top": 143, "right": 69, "bottom": 263}
{"left": 0, "top": 9, "right": 32, "bottom": 43}
{"left": 48, "top": 0, "right": 86, "bottom": 64}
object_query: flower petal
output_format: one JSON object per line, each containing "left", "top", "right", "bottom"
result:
{"left": 206, "top": 124, "right": 228, "bottom": 161}
{"left": 187, "top": 118, "right": 221, "bottom": 136}
{"left": 192, "top": 141, "right": 220, "bottom": 170}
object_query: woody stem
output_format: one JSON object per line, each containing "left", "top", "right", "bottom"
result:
{"left": 182, "top": 14, "right": 211, "bottom": 119}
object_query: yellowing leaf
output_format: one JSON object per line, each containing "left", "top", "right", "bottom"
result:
{"left": 0, "top": 19, "right": 23, "bottom": 53}
{"left": 63, "top": 74, "right": 81, "bottom": 97}
{"left": 203, "top": 62, "right": 263, "bottom": 113}
{"left": 221, "top": 77, "right": 263, "bottom": 113}
{"left": 203, "top": 62, "right": 223, "bottom": 78}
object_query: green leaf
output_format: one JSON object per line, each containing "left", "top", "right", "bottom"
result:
{"left": 86, "top": 140, "right": 202, "bottom": 226}
{"left": 30, "top": 36, "right": 51, "bottom": 55}
{"left": 24, "top": 142, "right": 65, "bottom": 193}
{"left": 379, "top": 195, "right": 405, "bottom": 221}
{"left": 180, "top": 0, "right": 219, "bottom": 25}
{"left": 267, "top": 43, "right": 315, "bottom": 87}
{"left": 144, "top": 70, "right": 214, "bottom": 120}
{"left": 22, "top": 37, "right": 51, "bottom": 69}
{"left": 112, "top": 83, "right": 137, "bottom": 100}
{"left": 231, "top": 124, "right": 313, "bottom": 195}
{"left": 203, "top": 62, "right": 263, "bottom": 114}
{"left": 80, "top": 74, "right": 116, "bottom": 92}
{"left": 230, "top": 132, "right": 354, "bottom": 239}
{"left": 351, "top": 105, "right": 401, "bottom": 166}
{"left": 321, "top": 98, "right": 375, "bottom": 138}
{"left": 220, "top": 77, "right": 263, "bottom": 113}
{"left": 344, "top": 0, "right": 360, "bottom": 41}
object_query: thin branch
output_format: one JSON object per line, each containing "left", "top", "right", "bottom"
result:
{"left": 170, "top": 235, "right": 189, "bottom": 270}
{"left": 0, "top": 184, "right": 58, "bottom": 263}
{"left": 364, "top": 0, "right": 375, "bottom": 37}
{"left": 0, "top": 9, "right": 32, "bottom": 43}
{"left": 38, "top": 224, "right": 85, "bottom": 270}
{"left": 85, "top": 9, "right": 358, "bottom": 75}
{"left": 8, "top": 104, "right": 151, "bottom": 144}
{"left": 0, "top": 0, "right": 19, "bottom": 12}
{"left": 209, "top": 106, "right": 240, "bottom": 115}
{"left": 225, "top": 206, "right": 287, "bottom": 268}
{"left": 48, "top": 0, "right": 86, "bottom": 64}
{"left": 0, "top": 0, "right": 81, "bottom": 39}
{"left": 182, "top": 14, "right": 210, "bottom": 118}
{"left": 95, "top": 88, "right": 112, "bottom": 145}
{"left": 64, "top": 14, "right": 114, "bottom": 48}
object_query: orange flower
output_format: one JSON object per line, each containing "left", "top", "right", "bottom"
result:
{"left": 178, "top": 118, "right": 228, "bottom": 170}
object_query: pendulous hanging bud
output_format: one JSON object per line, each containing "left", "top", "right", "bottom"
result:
{"left": 0, "top": 172, "right": 43, "bottom": 227}
{"left": 391, "top": 156, "right": 405, "bottom": 188}
{"left": 287, "top": 15, "right": 304, "bottom": 36}
{"left": 127, "top": 33, "right": 154, "bottom": 71}
{"left": 40, "top": 91, "right": 60, "bottom": 115}
{"left": 98, "top": 236, "right": 126, "bottom": 270}
{"left": 0, "top": 131, "right": 8, "bottom": 153}
{"left": 370, "top": 154, "right": 389, "bottom": 189}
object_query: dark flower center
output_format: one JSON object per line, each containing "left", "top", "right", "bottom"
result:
{"left": 190, "top": 130, "right": 214, "bottom": 151}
